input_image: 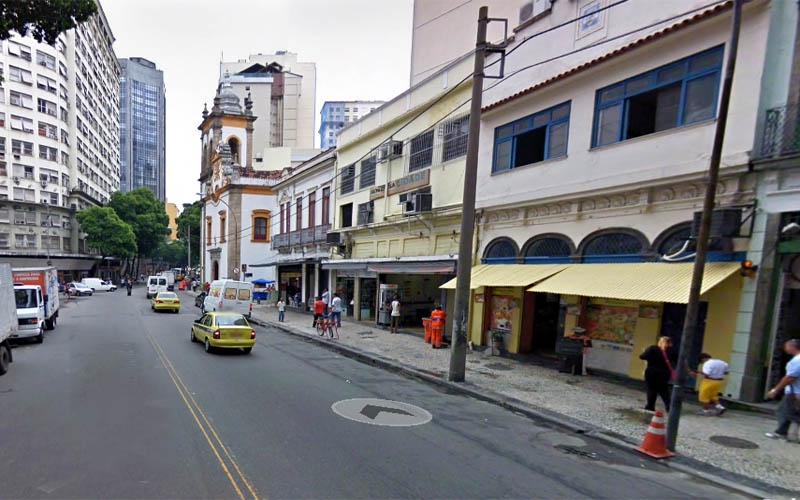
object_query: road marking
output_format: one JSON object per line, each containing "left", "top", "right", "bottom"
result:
{"left": 332, "top": 398, "right": 433, "bottom": 427}
{"left": 147, "top": 335, "right": 259, "bottom": 499}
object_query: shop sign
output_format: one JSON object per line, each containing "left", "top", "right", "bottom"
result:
{"left": 387, "top": 169, "right": 430, "bottom": 196}
{"left": 369, "top": 185, "right": 386, "bottom": 200}
{"left": 586, "top": 303, "right": 637, "bottom": 345}
{"left": 336, "top": 269, "right": 377, "bottom": 278}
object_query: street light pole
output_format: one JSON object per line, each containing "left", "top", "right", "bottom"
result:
{"left": 666, "top": 0, "right": 743, "bottom": 451}
{"left": 449, "top": 6, "right": 489, "bottom": 382}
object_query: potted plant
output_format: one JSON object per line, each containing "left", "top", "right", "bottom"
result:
{"left": 491, "top": 329, "right": 507, "bottom": 356}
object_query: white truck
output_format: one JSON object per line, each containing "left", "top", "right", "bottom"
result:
{"left": 12, "top": 266, "right": 60, "bottom": 343}
{"left": 164, "top": 271, "right": 176, "bottom": 291}
{"left": 0, "top": 263, "right": 18, "bottom": 374}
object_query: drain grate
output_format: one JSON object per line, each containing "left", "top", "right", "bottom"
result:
{"left": 709, "top": 435, "right": 759, "bottom": 449}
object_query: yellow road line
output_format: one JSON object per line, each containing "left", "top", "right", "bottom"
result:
{"left": 147, "top": 335, "right": 251, "bottom": 500}
{"left": 150, "top": 336, "right": 260, "bottom": 499}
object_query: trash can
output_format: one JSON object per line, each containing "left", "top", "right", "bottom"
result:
{"left": 422, "top": 318, "right": 432, "bottom": 343}
{"left": 556, "top": 337, "right": 585, "bottom": 375}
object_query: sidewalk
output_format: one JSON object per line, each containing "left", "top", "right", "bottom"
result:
{"left": 249, "top": 303, "right": 798, "bottom": 493}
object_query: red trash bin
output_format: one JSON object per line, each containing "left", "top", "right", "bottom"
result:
{"left": 422, "top": 318, "right": 432, "bottom": 343}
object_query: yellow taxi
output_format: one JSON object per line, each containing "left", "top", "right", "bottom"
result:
{"left": 191, "top": 311, "right": 255, "bottom": 354}
{"left": 151, "top": 291, "right": 180, "bottom": 313}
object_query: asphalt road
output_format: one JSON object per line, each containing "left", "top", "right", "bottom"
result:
{"left": 0, "top": 289, "right": 747, "bottom": 499}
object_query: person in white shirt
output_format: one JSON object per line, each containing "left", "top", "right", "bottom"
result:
{"left": 390, "top": 296, "right": 401, "bottom": 334}
{"left": 766, "top": 339, "right": 800, "bottom": 441}
{"left": 692, "top": 353, "right": 729, "bottom": 416}
{"left": 330, "top": 293, "right": 342, "bottom": 328}
{"left": 276, "top": 298, "right": 286, "bottom": 322}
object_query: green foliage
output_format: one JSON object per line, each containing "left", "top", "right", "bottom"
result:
{"left": 153, "top": 239, "right": 187, "bottom": 268}
{"left": 176, "top": 201, "right": 201, "bottom": 267}
{"left": 76, "top": 206, "right": 136, "bottom": 259}
{"left": 108, "top": 188, "right": 170, "bottom": 258}
{"left": 0, "top": 0, "right": 97, "bottom": 44}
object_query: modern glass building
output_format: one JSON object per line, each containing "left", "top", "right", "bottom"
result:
{"left": 118, "top": 57, "right": 165, "bottom": 200}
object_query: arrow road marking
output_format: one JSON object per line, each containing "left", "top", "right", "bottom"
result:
{"left": 360, "top": 404, "right": 414, "bottom": 420}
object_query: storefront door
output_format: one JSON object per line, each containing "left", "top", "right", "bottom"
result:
{"left": 531, "top": 292, "right": 561, "bottom": 354}
{"left": 336, "top": 278, "right": 355, "bottom": 317}
{"left": 359, "top": 278, "right": 377, "bottom": 321}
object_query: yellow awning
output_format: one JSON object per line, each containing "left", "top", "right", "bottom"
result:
{"left": 527, "top": 262, "right": 740, "bottom": 304}
{"left": 440, "top": 264, "right": 568, "bottom": 290}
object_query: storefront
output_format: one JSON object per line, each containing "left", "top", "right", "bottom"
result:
{"left": 277, "top": 265, "right": 302, "bottom": 306}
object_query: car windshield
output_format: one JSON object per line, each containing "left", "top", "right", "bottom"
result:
{"left": 15, "top": 289, "right": 37, "bottom": 308}
{"left": 215, "top": 315, "right": 248, "bottom": 327}
{"left": 159, "top": 292, "right": 177, "bottom": 299}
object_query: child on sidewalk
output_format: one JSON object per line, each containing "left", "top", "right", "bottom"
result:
{"left": 276, "top": 298, "right": 285, "bottom": 322}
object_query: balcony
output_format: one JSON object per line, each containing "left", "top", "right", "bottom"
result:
{"left": 757, "top": 104, "right": 800, "bottom": 159}
{"left": 271, "top": 224, "right": 332, "bottom": 251}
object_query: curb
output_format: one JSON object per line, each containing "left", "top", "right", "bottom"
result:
{"left": 251, "top": 316, "right": 793, "bottom": 499}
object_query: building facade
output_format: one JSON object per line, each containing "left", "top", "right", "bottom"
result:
{"left": 325, "top": 54, "right": 473, "bottom": 332}
{"left": 0, "top": 3, "right": 120, "bottom": 278}
{"left": 271, "top": 148, "right": 335, "bottom": 308}
{"left": 165, "top": 200, "right": 178, "bottom": 240}
{"left": 118, "top": 57, "right": 165, "bottom": 200}
{"left": 319, "top": 101, "right": 385, "bottom": 149}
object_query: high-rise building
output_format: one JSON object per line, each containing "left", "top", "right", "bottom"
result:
{"left": 319, "top": 100, "right": 384, "bottom": 149}
{"left": 0, "top": 3, "right": 120, "bottom": 276}
{"left": 118, "top": 57, "right": 166, "bottom": 200}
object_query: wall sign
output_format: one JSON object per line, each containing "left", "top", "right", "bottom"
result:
{"left": 387, "top": 169, "right": 430, "bottom": 196}
{"left": 370, "top": 185, "right": 386, "bottom": 200}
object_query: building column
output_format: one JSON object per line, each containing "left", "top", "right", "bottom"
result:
{"left": 301, "top": 263, "right": 308, "bottom": 310}
{"left": 246, "top": 121, "right": 254, "bottom": 169}
{"left": 354, "top": 278, "right": 361, "bottom": 321}
{"left": 313, "top": 264, "right": 320, "bottom": 303}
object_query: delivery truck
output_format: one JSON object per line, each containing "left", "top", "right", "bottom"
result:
{"left": 12, "top": 267, "right": 60, "bottom": 340}
{"left": 0, "top": 263, "right": 18, "bottom": 375}
{"left": 164, "top": 271, "right": 176, "bottom": 291}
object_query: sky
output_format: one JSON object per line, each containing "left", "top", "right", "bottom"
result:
{"left": 102, "top": 0, "right": 414, "bottom": 208}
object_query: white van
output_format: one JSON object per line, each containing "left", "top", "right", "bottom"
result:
{"left": 146, "top": 275, "right": 168, "bottom": 299}
{"left": 82, "top": 277, "right": 115, "bottom": 292}
{"left": 202, "top": 279, "right": 253, "bottom": 317}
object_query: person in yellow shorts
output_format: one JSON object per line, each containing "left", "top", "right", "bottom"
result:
{"left": 692, "top": 353, "right": 729, "bottom": 416}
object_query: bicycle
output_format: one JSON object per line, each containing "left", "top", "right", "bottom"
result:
{"left": 316, "top": 315, "right": 339, "bottom": 340}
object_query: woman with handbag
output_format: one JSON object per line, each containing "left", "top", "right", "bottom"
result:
{"left": 639, "top": 336, "right": 676, "bottom": 412}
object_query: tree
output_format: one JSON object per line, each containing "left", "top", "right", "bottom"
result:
{"left": 108, "top": 188, "right": 171, "bottom": 259}
{"left": 76, "top": 206, "right": 137, "bottom": 259}
{"left": 0, "top": 0, "right": 97, "bottom": 44}
{"left": 176, "top": 201, "right": 201, "bottom": 268}
{"left": 153, "top": 239, "right": 187, "bottom": 268}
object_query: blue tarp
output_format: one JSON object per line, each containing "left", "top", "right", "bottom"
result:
{"left": 251, "top": 279, "right": 275, "bottom": 285}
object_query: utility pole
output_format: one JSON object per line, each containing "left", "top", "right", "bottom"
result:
{"left": 666, "top": 0, "right": 743, "bottom": 451}
{"left": 449, "top": 6, "right": 489, "bottom": 382}
{"left": 186, "top": 223, "right": 191, "bottom": 275}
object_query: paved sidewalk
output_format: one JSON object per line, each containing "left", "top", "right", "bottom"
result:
{"left": 248, "top": 303, "right": 798, "bottom": 492}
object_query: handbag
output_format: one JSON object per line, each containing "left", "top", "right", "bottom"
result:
{"left": 660, "top": 348, "right": 676, "bottom": 381}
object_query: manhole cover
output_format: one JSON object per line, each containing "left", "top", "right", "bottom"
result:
{"left": 484, "top": 362, "right": 513, "bottom": 371}
{"left": 709, "top": 435, "right": 759, "bottom": 449}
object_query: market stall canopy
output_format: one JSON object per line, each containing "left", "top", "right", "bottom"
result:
{"left": 439, "top": 264, "right": 568, "bottom": 290}
{"left": 527, "top": 262, "right": 740, "bottom": 304}
{"left": 251, "top": 279, "right": 275, "bottom": 285}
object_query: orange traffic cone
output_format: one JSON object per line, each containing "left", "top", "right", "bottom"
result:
{"left": 634, "top": 410, "right": 675, "bottom": 459}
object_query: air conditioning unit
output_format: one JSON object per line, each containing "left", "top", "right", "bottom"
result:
{"left": 520, "top": 0, "right": 551, "bottom": 24}
{"left": 41, "top": 199, "right": 48, "bottom": 205}
{"left": 13, "top": 177, "right": 20, "bottom": 184}
{"left": 691, "top": 209, "right": 742, "bottom": 238}
{"left": 378, "top": 140, "right": 403, "bottom": 163}
{"left": 326, "top": 232, "right": 342, "bottom": 244}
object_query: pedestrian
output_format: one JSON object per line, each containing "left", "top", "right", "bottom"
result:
{"left": 330, "top": 293, "right": 342, "bottom": 328}
{"left": 276, "top": 297, "right": 286, "bottom": 323}
{"left": 430, "top": 304, "right": 446, "bottom": 348}
{"left": 204, "top": 281, "right": 210, "bottom": 293}
{"left": 322, "top": 288, "right": 330, "bottom": 315}
{"left": 126, "top": 279, "right": 132, "bottom": 296}
{"left": 691, "top": 353, "right": 728, "bottom": 416}
{"left": 765, "top": 338, "right": 800, "bottom": 441}
{"left": 390, "top": 295, "right": 401, "bottom": 334}
{"left": 639, "top": 336, "right": 676, "bottom": 412}
{"left": 569, "top": 327, "right": 593, "bottom": 376}
{"left": 312, "top": 296, "right": 325, "bottom": 328}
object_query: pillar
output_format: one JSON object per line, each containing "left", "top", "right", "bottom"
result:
{"left": 354, "top": 278, "right": 361, "bottom": 321}
{"left": 301, "top": 262, "right": 308, "bottom": 310}
{"left": 313, "top": 264, "right": 320, "bottom": 302}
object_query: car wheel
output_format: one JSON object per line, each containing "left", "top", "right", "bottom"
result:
{"left": 204, "top": 338, "right": 212, "bottom": 353}
{"left": 0, "top": 345, "right": 9, "bottom": 375}
{"left": 242, "top": 347, "right": 252, "bottom": 354}
{"left": 35, "top": 328, "right": 44, "bottom": 344}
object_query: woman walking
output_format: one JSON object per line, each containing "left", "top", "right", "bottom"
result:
{"left": 639, "top": 336, "right": 676, "bottom": 412}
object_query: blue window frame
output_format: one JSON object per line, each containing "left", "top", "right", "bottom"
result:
{"left": 492, "top": 101, "right": 570, "bottom": 173}
{"left": 592, "top": 45, "right": 723, "bottom": 148}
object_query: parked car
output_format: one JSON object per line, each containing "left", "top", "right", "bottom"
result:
{"left": 102, "top": 280, "right": 118, "bottom": 292}
{"left": 190, "top": 311, "right": 255, "bottom": 354}
{"left": 68, "top": 282, "right": 93, "bottom": 296}
{"left": 151, "top": 291, "right": 180, "bottom": 313}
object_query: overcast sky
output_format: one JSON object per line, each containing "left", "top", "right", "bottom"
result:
{"left": 102, "top": 0, "right": 413, "bottom": 208}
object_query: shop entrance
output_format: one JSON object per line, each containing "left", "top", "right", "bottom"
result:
{"left": 335, "top": 278, "right": 355, "bottom": 317}
{"left": 768, "top": 254, "right": 800, "bottom": 389}
{"left": 384, "top": 273, "right": 451, "bottom": 327}
{"left": 530, "top": 293, "right": 562, "bottom": 354}
{"left": 660, "top": 302, "right": 707, "bottom": 368}
{"left": 279, "top": 266, "right": 302, "bottom": 307}
{"left": 359, "top": 278, "right": 377, "bottom": 321}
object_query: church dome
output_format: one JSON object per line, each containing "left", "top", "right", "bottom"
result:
{"left": 217, "top": 80, "right": 242, "bottom": 114}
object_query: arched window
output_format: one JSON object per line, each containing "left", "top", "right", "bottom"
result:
{"left": 483, "top": 238, "right": 519, "bottom": 263}
{"left": 251, "top": 209, "right": 271, "bottom": 242}
{"left": 656, "top": 224, "right": 692, "bottom": 256}
{"left": 581, "top": 230, "right": 647, "bottom": 263}
{"left": 228, "top": 137, "right": 240, "bottom": 165}
{"left": 523, "top": 234, "right": 573, "bottom": 263}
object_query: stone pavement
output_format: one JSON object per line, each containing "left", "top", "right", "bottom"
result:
{"left": 241, "top": 302, "right": 799, "bottom": 493}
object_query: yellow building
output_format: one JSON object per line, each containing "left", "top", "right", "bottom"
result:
{"left": 165, "top": 201, "right": 179, "bottom": 240}
{"left": 324, "top": 54, "right": 473, "bottom": 330}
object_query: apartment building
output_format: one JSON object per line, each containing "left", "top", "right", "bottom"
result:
{"left": 119, "top": 57, "right": 166, "bottom": 200}
{"left": 0, "top": 3, "right": 120, "bottom": 276}
{"left": 319, "top": 101, "right": 385, "bottom": 149}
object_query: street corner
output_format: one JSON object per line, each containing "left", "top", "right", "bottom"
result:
{"left": 331, "top": 398, "right": 433, "bottom": 427}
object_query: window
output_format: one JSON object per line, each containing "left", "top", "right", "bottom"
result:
{"left": 353, "top": 107, "right": 359, "bottom": 112}
{"left": 483, "top": 238, "right": 519, "bottom": 263}
{"left": 308, "top": 192, "right": 316, "bottom": 228}
{"left": 36, "top": 51, "right": 56, "bottom": 70}
{"left": 0, "top": 137, "right": 5, "bottom": 155}
{"left": 409, "top": 130, "right": 434, "bottom": 172}
{"left": 16, "top": 234, "right": 37, "bottom": 249}
{"left": 344, "top": 108, "right": 350, "bottom": 112}
{"left": 341, "top": 203, "right": 353, "bottom": 228}
{"left": 0, "top": 112, "right": 5, "bottom": 127}
{"left": 296, "top": 197, "right": 302, "bottom": 231}
{"left": 42, "top": 235, "right": 60, "bottom": 251}
{"left": 10, "top": 90, "right": 33, "bottom": 109}
{"left": 11, "top": 139, "right": 33, "bottom": 156}
{"left": 61, "top": 129, "right": 69, "bottom": 145}
{"left": 441, "top": 115, "right": 469, "bottom": 162}
{"left": 359, "top": 157, "right": 376, "bottom": 189}
{"left": 493, "top": 102, "right": 570, "bottom": 173}
{"left": 39, "top": 145, "right": 58, "bottom": 162}
{"left": 321, "top": 187, "right": 330, "bottom": 225}
{"left": 219, "top": 211, "right": 226, "bottom": 243}
{"left": 37, "top": 74, "right": 57, "bottom": 93}
{"left": 593, "top": 46, "right": 723, "bottom": 147}
{"left": 0, "top": 233, "right": 8, "bottom": 249}
{"left": 581, "top": 231, "right": 646, "bottom": 263}
{"left": 38, "top": 121, "right": 58, "bottom": 139}
{"left": 14, "top": 210, "right": 36, "bottom": 225}
{"left": 9, "top": 66, "right": 33, "bottom": 85}
{"left": 280, "top": 203, "right": 286, "bottom": 234}
{"left": 13, "top": 188, "right": 35, "bottom": 202}
{"left": 8, "top": 42, "right": 32, "bottom": 61}
{"left": 285, "top": 202, "right": 291, "bottom": 232}
{"left": 523, "top": 235, "right": 573, "bottom": 263}
{"left": 357, "top": 201, "right": 374, "bottom": 225}
{"left": 10, "top": 115, "right": 34, "bottom": 133}
{"left": 38, "top": 98, "right": 57, "bottom": 117}
{"left": 205, "top": 216, "right": 212, "bottom": 245}
{"left": 0, "top": 185, "right": 7, "bottom": 199}
{"left": 340, "top": 164, "right": 355, "bottom": 194}
{"left": 0, "top": 208, "right": 7, "bottom": 223}
{"left": 252, "top": 211, "right": 269, "bottom": 242}
{"left": 13, "top": 163, "right": 35, "bottom": 180}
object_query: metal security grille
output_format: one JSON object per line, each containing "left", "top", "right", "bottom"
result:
{"left": 485, "top": 239, "right": 517, "bottom": 259}
{"left": 759, "top": 105, "right": 800, "bottom": 158}
{"left": 340, "top": 164, "right": 355, "bottom": 194}
{"left": 583, "top": 232, "right": 643, "bottom": 256}
{"left": 409, "top": 130, "right": 434, "bottom": 172}
{"left": 440, "top": 115, "right": 469, "bottom": 162}
{"left": 658, "top": 227, "right": 692, "bottom": 255}
{"left": 359, "top": 157, "right": 376, "bottom": 189}
{"left": 524, "top": 237, "right": 571, "bottom": 257}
